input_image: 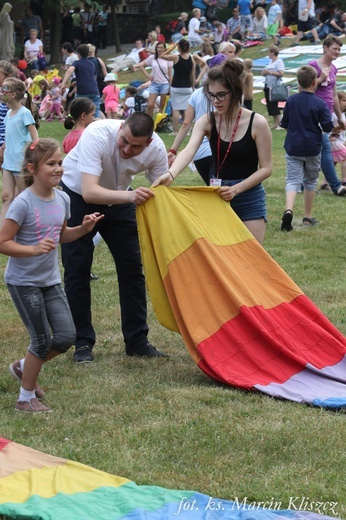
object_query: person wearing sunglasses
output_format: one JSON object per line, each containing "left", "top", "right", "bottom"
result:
{"left": 153, "top": 59, "right": 272, "bottom": 245}
{"left": 226, "top": 8, "right": 242, "bottom": 41}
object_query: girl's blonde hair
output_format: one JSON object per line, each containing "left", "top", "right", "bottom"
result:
{"left": 337, "top": 91, "right": 346, "bottom": 107}
{"left": 255, "top": 7, "right": 265, "bottom": 18}
{"left": 22, "top": 138, "right": 60, "bottom": 187}
{"left": 0, "top": 60, "right": 16, "bottom": 78}
{"left": 148, "top": 31, "right": 157, "bottom": 42}
{"left": 2, "top": 77, "right": 26, "bottom": 100}
{"left": 4, "top": 77, "right": 39, "bottom": 128}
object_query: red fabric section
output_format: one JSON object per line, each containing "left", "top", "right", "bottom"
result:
{"left": 197, "top": 295, "right": 346, "bottom": 388}
{"left": 0, "top": 438, "right": 10, "bottom": 451}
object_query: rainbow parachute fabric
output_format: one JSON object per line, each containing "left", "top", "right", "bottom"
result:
{"left": 0, "top": 437, "right": 338, "bottom": 519}
{"left": 136, "top": 187, "right": 346, "bottom": 409}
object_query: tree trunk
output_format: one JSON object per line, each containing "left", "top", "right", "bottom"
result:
{"left": 49, "top": 4, "right": 62, "bottom": 65}
{"left": 109, "top": 0, "right": 122, "bottom": 52}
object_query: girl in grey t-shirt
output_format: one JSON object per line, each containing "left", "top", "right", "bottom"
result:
{"left": 0, "top": 138, "right": 103, "bottom": 413}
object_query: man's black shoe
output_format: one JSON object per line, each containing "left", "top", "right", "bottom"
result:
{"left": 126, "top": 343, "right": 168, "bottom": 358}
{"left": 73, "top": 346, "right": 94, "bottom": 363}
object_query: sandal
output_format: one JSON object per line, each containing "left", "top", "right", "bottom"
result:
{"left": 281, "top": 210, "right": 293, "bottom": 232}
{"left": 320, "top": 183, "right": 331, "bottom": 191}
{"left": 302, "top": 217, "right": 318, "bottom": 226}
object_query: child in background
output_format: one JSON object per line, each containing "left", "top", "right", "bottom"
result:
{"left": 0, "top": 138, "right": 103, "bottom": 413}
{"left": 280, "top": 65, "right": 333, "bottom": 231}
{"left": 63, "top": 97, "right": 96, "bottom": 153}
{"left": 21, "top": 92, "right": 40, "bottom": 131}
{"left": 63, "top": 79, "right": 77, "bottom": 117}
{"left": 0, "top": 60, "right": 16, "bottom": 161}
{"left": 118, "top": 86, "right": 137, "bottom": 119}
{"left": 33, "top": 78, "right": 49, "bottom": 110}
{"left": 102, "top": 72, "right": 120, "bottom": 119}
{"left": 38, "top": 91, "right": 52, "bottom": 120}
{"left": 243, "top": 58, "right": 253, "bottom": 110}
{"left": 62, "top": 97, "right": 100, "bottom": 280}
{"left": 47, "top": 77, "right": 63, "bottom": 122}
{"left": 329, "top": 91, "right": 346, "bottom": 186}
{"left": 61, "top": 83, "right": 70, "bottom": 114}
{"left": 26, "top": 70, "right": 41, "bottom": 97}
{"left": 0, "top": 77, "right": 38, "bottom": 223}
{"left": 10, "top": 58, "right": 27, "bottom": 82}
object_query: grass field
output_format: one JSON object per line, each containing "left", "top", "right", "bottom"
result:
{"left": 0, "top": 38, "right": 345, "bottom": 518}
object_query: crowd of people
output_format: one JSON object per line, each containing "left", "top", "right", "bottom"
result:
{"left": 1, "top": 2, "right": 346, "bottom": 413}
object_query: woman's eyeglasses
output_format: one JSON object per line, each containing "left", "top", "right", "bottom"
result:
{"left": 0, "top": 86, "right": 12, "bottom": 93}
{"left": 206, "top": 91, "right": 231, "bottom": 102}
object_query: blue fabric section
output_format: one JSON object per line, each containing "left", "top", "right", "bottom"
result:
{"left": 312, "top": 397, "right": 346, "bottom": 409}
{"left": 0, "top": 488, "right": 338, "bottom": 519}
{"left": 120, "top": 492, "right": 336, "bottom": 519}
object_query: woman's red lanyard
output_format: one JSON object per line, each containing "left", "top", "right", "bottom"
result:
{"left": 216, "top": 108, "right": 242, "bottom": 179}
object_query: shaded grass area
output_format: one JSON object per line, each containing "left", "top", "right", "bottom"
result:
{"left": 0, "top": 38, "right": 345, "bottom": 518}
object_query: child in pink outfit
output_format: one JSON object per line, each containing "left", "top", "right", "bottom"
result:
{"left": 102, "top": 72, "right": 120, "bottom": 119}
{"left": 38, "top": 92, "right": 52, "bottom": 120}
{"left": 47, "top": 77, "right": 63, "bottom": 121}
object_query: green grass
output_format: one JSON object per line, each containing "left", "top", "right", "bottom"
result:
{"left": 0, "top": 39, "right": 345, "bottom": 518}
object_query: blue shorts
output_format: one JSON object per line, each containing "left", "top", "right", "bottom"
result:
{"left": 221, "top": 179, "right": 267, "bottom": 222}
{"left": 149, "top": 82, "right": 170, "bottom": 95}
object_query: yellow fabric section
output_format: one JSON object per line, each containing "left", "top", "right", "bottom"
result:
{"left": 137, "top": 186, "right": 254, "bottom": 331}
{"left": 1, "top": 458, "right": 129, "bottom": 503}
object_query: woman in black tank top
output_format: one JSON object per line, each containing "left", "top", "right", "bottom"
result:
{"left": 153, "top": 59, "right": 272, "bottom": 245}
{"left": 160, "top": 39, "right": 195, "bottom": 134}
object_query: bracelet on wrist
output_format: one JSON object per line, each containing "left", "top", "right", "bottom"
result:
{"left": 168, "top": 148, "right": 177, "bottom": 155}
{"left": 167, "top": 170, "right": 174, "bottom": 181}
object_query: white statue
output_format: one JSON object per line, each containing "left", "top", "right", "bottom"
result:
{"left": 0, "top": 3, "right": 15, "bottom": 61}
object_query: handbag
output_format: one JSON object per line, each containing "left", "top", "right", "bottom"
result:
{"left": 139, "top": 50, "right": 149, "bottom": 61}
{"left": 37, "top": 53, "right": 47, "bottom": 71}
{"left": 270, "top": 79, "right": 289, "bottom": 102}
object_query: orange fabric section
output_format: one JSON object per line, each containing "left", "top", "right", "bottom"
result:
{"left": 163, "top": 237, "right": 303, "bottom": 350}
{"left": 0, "top": 441, "right": 66, "bottom": 478}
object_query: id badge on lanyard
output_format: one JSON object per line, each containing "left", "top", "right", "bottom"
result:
{"left": 210, "top": 177, "right": 222, "bottom": 186}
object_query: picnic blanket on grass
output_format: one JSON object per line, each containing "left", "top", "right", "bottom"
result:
{"left": 0, "top": 437, "right": 338, "bottom": 519}
{"left": 136, "top": 187, "right": 346, "bottom": 409}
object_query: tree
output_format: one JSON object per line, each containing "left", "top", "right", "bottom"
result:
{"left": 108, "top": 0, "right": 122, "bottom": 53}
{"left": 48, "top": 3, "right": 62, "bottom": 65}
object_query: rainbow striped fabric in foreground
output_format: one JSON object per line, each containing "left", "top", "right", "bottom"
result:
{"left": 0, "top": 437, "right": 338, "bottom": 519}
{"left": 137, "top": 186, "right": 346, "bottom": 409}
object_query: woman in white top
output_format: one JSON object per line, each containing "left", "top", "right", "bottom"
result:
{"left": 248, "top": 7, "right": 268, "bottom": 39}
{"left": 24, "top": 29, "right": 43, "bottom": 71}
{"left": 261, "top": 44, "right": 285, "bottom": 129}
{"left": 134, "top": 42, "right": 173, "bottom": 116}
{"left": 145, "top": 31, "right": 158, "bottom": 55}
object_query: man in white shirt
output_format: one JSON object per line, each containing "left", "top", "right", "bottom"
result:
{"left": 61, "top": 42, "right": 78, "bottom": 79}
{"left": 111, "top": 40, "right": 144, "bottom": 72}
{"left": 61, "top": 112, "right": 168, "bottom": 363}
